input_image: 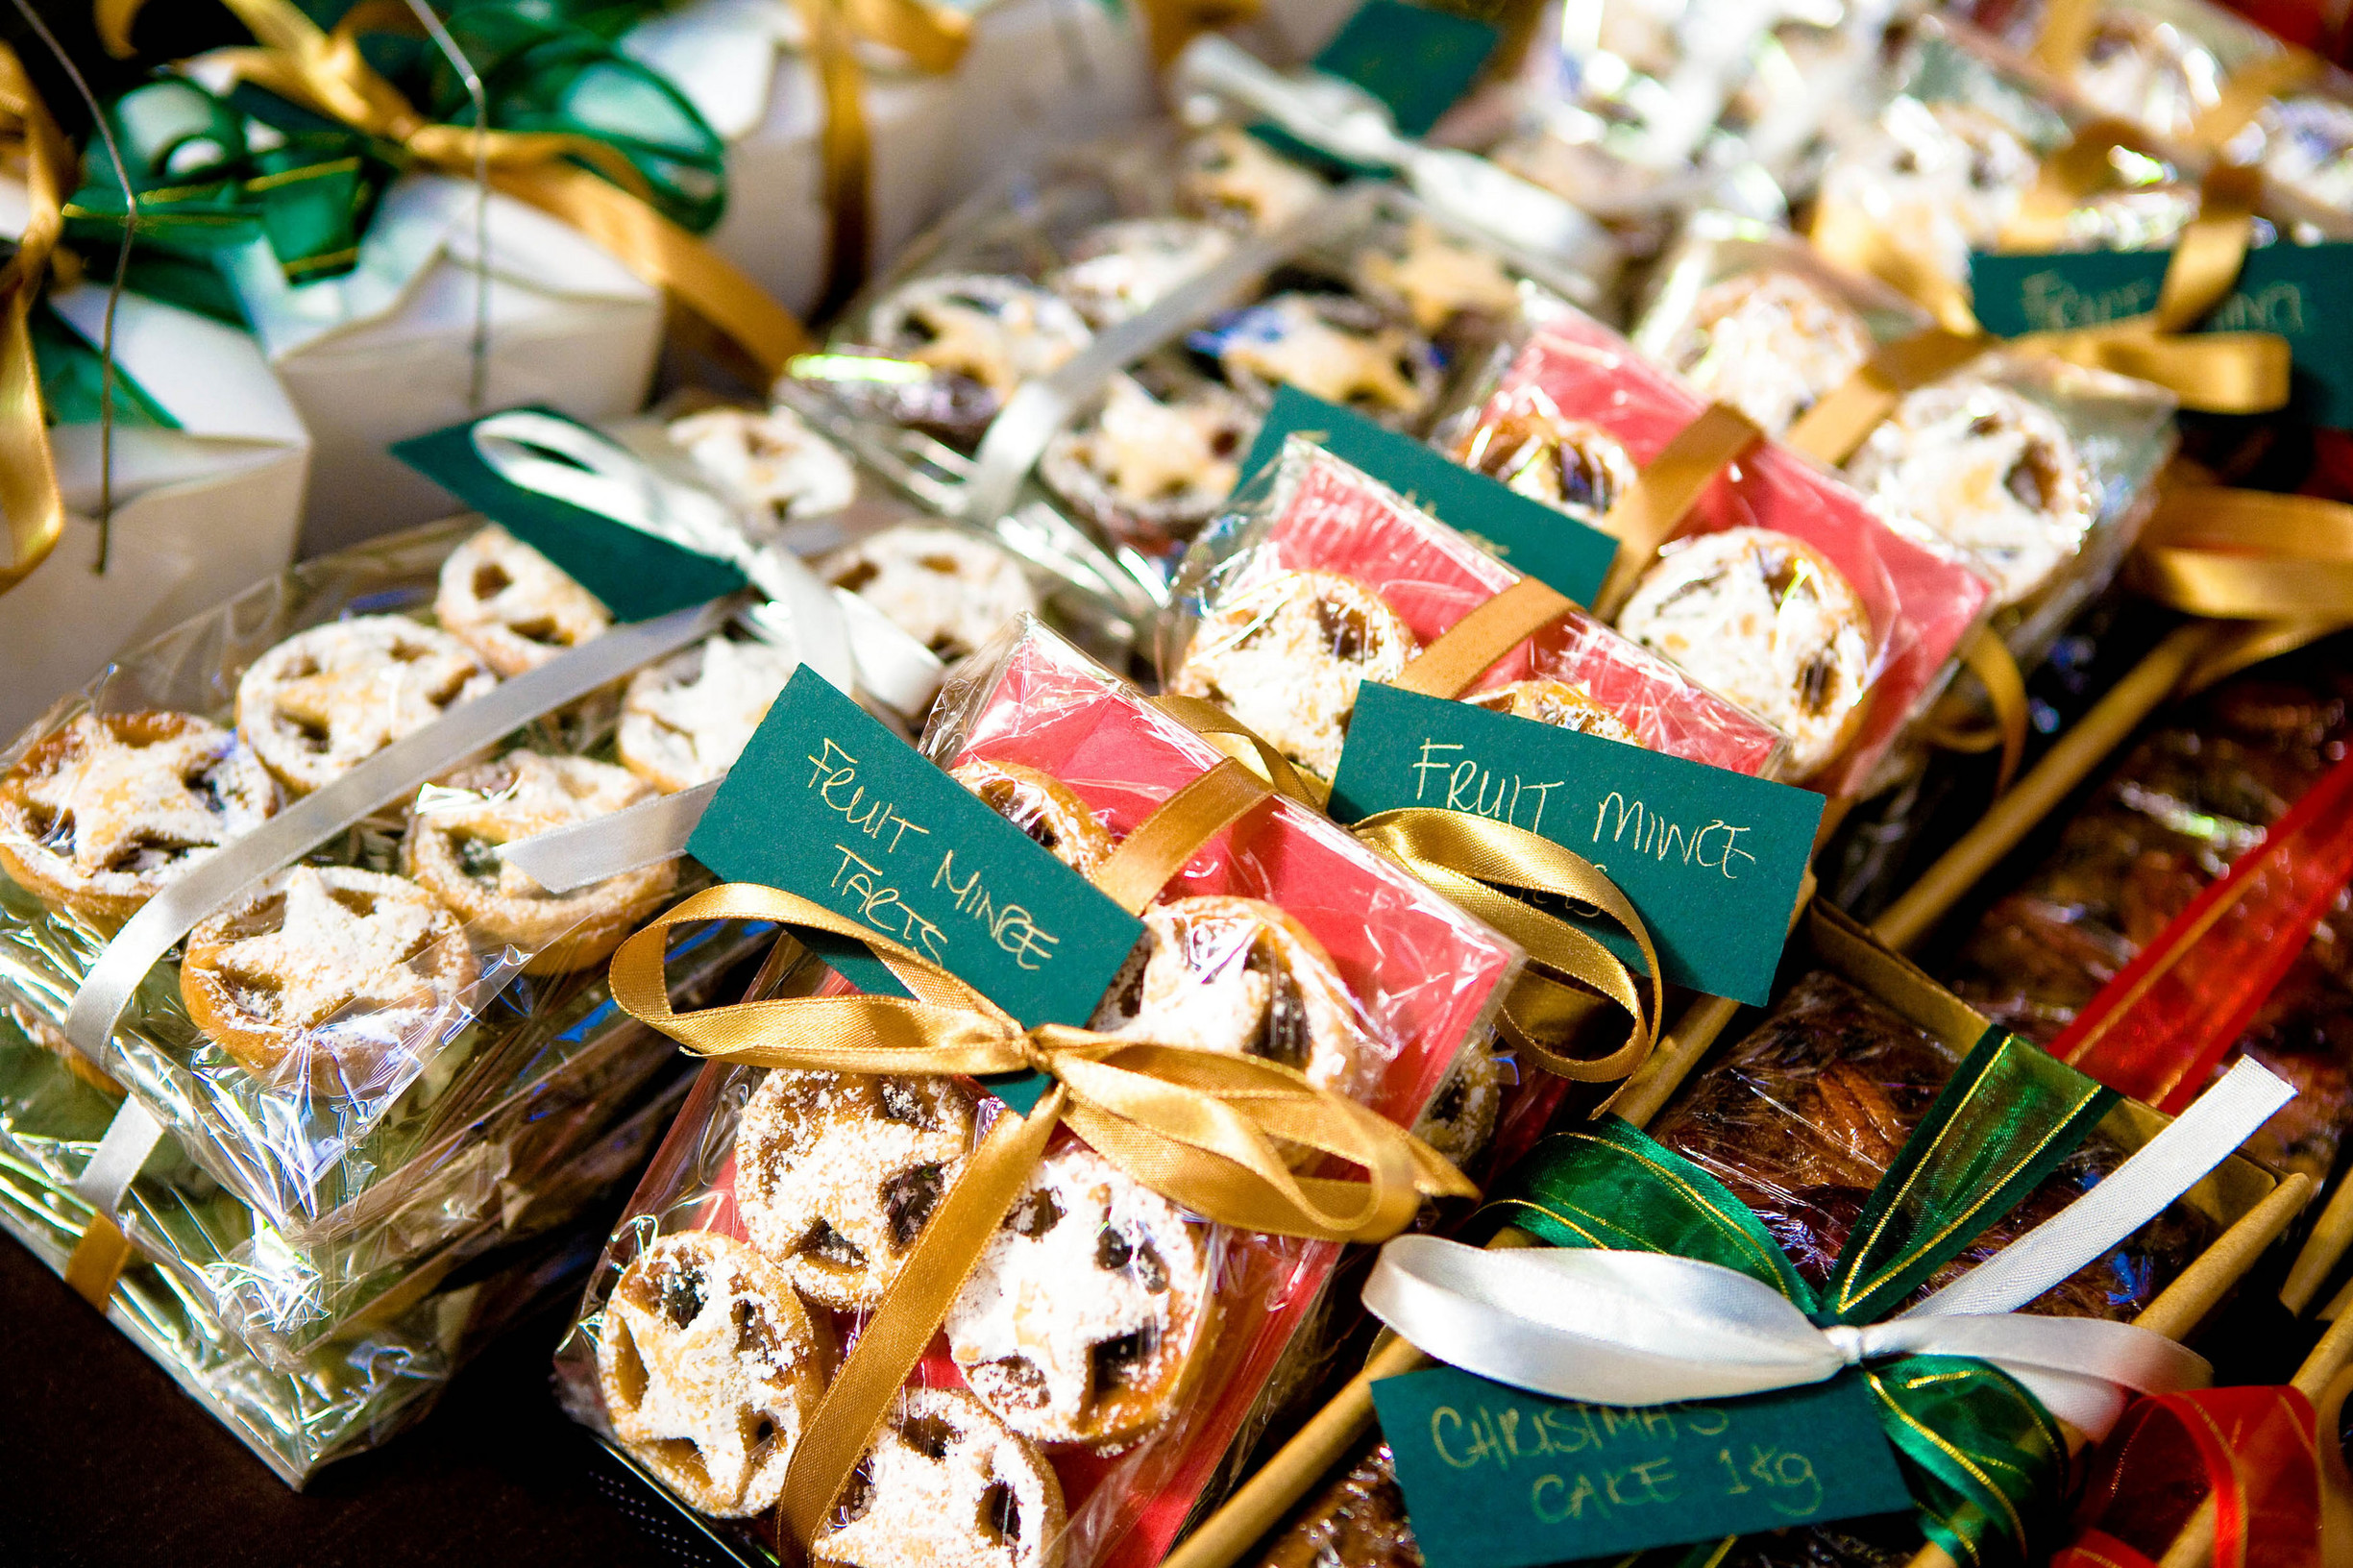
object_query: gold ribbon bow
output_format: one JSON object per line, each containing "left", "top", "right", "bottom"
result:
{"left": 111, "top": 0, "right": 814, "bottom": 376}
{"left": 0, "top": 40, "right": 74, "bottom": 597}
{"left": 608, "top": 880, "right": 1471, "bottom": 1545}
{"left": 2125, "top": 483, "right": 2353, "bottom": 688}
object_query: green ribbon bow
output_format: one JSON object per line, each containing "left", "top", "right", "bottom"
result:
{"left": 1483, "top": 1032, "right": 2125, "bottom": 1566}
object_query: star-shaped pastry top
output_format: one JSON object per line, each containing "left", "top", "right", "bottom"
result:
{"left": 1225, "top": 299, "right": 1422, "bottom": 411}
{"left": 640, "top": 638, "right": 795, "bottom": 777}
{"left": 1360, "top": 219, "right": 1522, "bottom": 331}
{"left": 1092, "top": 379, "right": 1243, "bottom": 507}
{"left": 211, "top": 868, "right": 447, "bottom": 1029}
{"left": 909, "top": 295, "right": 1084, "bottom": 397}
{"left": 423, "top": 752, "right": 651, "bottom": 901}
{"left": 268, "top": 643, "right": 488, "bottom": 759}
{"left": 25, "top": 716, "right": 243, "bottom": 875}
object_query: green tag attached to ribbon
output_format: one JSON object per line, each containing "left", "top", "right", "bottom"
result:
{"left": 1970, "top": 244, "right": 2353, "bottom": 429}
{"left": 687, "top": 670, "right": 1146, "bottom": 1112}
{"left": 1313, "top": 0, "right": 1497, "bottom": 137}
{"left": 1327, "top": 684, "right": 1821, "bottom": 1003}
{"left": 1372, "top": 1366, "right": 1913, "bottom": 1568}
{"left": 1242, "top": 387, "right": 1618, "bottom": 608}
{"left": 392, "top": 407, "right": 749, "bottom": 623}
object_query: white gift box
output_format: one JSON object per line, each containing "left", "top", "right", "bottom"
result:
{"left": 221, "top": 173, "right": 663, "bottom": 556}
{"left": 626, "top": 0, "right": 1155, "bottom": 318}
{"left": 4, "top": 285, "right": 310, "bottom": 740}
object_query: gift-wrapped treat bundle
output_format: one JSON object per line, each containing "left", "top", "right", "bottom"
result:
{"left": 15, "top": 0, "right": 2353, "bottom": 1560}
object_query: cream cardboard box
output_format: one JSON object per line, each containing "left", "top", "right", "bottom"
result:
{"left": 4, "top": 285, "right": 310, "bottom": 741}
{"left": 625, "top": 0, "right": 1155, "bottom": 318}
{"left": 220, "top": 172, "right": 663, "bottom": 556}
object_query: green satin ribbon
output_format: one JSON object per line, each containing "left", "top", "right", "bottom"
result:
{"left": 62, "top": 76, "right": 380, "bottom": 303}
{"left": 29, "top": 305, "right": 176, "bottom": 429}
{"left": 1483, "top": 1031, "right": 2125, "bottom": 1566}
{"left": 360, "top": 2, "right": 728, "bottom": 233}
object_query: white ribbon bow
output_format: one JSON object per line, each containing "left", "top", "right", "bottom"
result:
{"left": 1364, "top": 1057, "right": 2296, "bottom": 1439}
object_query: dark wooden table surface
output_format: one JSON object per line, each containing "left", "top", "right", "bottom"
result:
{"left": 0, "top": 1234, "right": 682, "bottom": 1568}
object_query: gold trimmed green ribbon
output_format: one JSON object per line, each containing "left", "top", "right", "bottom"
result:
{"left": 1484, "top": 1029, "right": 2126, "bottom": 1563}
{"left": 609, "top": 880, "right": 1473, "bottom": 1546}
{"left": 0, "top": 39, "right": 76, "bottom": 597}
{"left": 161, "top": 0, "right": 813, "bottom": 375}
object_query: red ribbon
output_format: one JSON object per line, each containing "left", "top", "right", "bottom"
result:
{"left": 2057, "top": 1387, "right": 2324, "bottom": 1568}
{"left": 2051, "top": 748, "right": 2353, "bottom": 1111}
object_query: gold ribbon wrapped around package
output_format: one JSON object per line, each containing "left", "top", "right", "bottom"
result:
{"left": 0, "top": 41, "right": 74, "bottom": 596}
{"left": 607, "top": 877, "right": 1473, "bottom": 1546}
{"left": 2029, "top": 0, "right": 2324, "bottom": 154}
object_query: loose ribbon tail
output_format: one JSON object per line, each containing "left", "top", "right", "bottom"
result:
{"left": 2058, "top": 1386, "right": 2328, "bottom": 1568}
{"left": 0, "top": 40, "right": 74, "bottom": 597}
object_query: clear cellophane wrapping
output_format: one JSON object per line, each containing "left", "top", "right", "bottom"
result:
{"left": 1433, "top": 306, "right": 1998, "bottom": 796}
{"left": 555, "top": 615, "right": 1523, "bottom": 1568}
{"left": 1939, "top": 638, "right": 2353, "bottom": 1186}
{"left": 1631, "top": 216, "right": 2178, "bottom": 673}
{"left": 778, "top": 123, "right": 1604, "bottom": 577}
{"left": 0, "top": 517, "right": 774, "bottom": 1361}
{"left": 1949, "top": 0, "right": 2353, "bottom": 233}
{"left": 1158, "top": 435, "right": 1795, "bottom": 779}
{"left": 0, "top": 998, "right": 698, "bottom": 1488}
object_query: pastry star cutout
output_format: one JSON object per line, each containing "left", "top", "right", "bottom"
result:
{"left": 820, "top": 1401, "right": 1040, "bottom": 1568}
{"left": 1225, "top": 300, "right": 1422, "bottom": 411}
{"left": 29, "top": 718, "right": 236, "bottom": 875}
{"left": 643, "top": 638, "right": 792, "bottom": 775}
{"left": 269, "top": 645, "right": 485, "bottom": 758}
{"left": 1094, "top": 379, "right": 1242, "bottom": 506}
{"left": 1360, "top": 220, "right": 1522, "bottom": 331}
{"left": 213, "top": 869, "right": 444, "bottom": 1028}
{"left": 909, "top": 297, "right": 1081, "bottom": 397}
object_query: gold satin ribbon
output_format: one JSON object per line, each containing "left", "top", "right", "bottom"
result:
{"left": 150, "top": 0, "right": 815, "bottom": 374}
{"left": 0, "top": 40, "right": 72, "bottom": 597}
{"left": 1809, "top": 136, "right": 2290, "bottom": 416}
{"left": 1352, "top": 808, "right": 1663, "bottom": 1085}
{"left": 1784, "top": 328, "right": 1988, "bottom": 468}
{"left": 1153, "top": 693, "right": 1326, "bottom": 807}
{"left": 1592, "top": 404, "right": 1764, "bottom": 622}
{"left": 609, "top": 882, "right": 1469, "bottom": 1544}
{"left": 61, "top": 1213, "right": 135, "bottom": 1311}
{"left": 1093, "top": 756, "right": 1275, "bottom": 913}
{"left": 1392, "top": 576, "right": 1579, "bottom": 700}
{"left": 2023, "top": 0, "right": 2323, "bottom": 156}
{"left": 2133, "top": 487, "right": 2353, "bottom": 619}
{"left": 1920, "top": 625, "right": 2032, "bottom": 797}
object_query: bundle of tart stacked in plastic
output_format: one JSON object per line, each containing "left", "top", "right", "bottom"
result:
{"left": 779, "top": 123, "right": 1602, "bottom": 575}
{"left": 0, "top": 518, "right": 788, "bottom": 1483}
{"left": 554, "top": 618, "right": 1523, "bottom": 1568}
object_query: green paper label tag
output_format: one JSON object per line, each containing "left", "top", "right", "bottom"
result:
{"left": 1328, "top": 686, "right": 1821, "bottom": 1003}
{"left": 1241, "top": 386, "right": 1617, "bottom": 607}
{"left": 1371, "top": 1367, "right": 1913, "bottom": 1568}
{"left": 687, "top": 670, "right": 1144, "bottom": 1113}
{"left": 1313, "top": 0, "right": 1496, "bottom": 137}
{"left": 392, "top": 407, "right": 750, "bottom": 622}
{"left": 1970, "top": 243, "right": 2353, "bottom": 429}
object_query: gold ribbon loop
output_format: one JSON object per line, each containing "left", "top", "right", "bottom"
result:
{"left": 1592, "top": 403, "right": 1764, "bottom": 620}
{"left": 2133, "top": 487, "right": 2353, "bottom": 619}
{"left": 1351, "top": 808, "right": 1664, "bottom": 1086}
{"left": 1153, "top": 694, "right": 1325, "bottom": 807}
{"left": 1093, "top": 757, "right": 1271, "bottom": 915}
{"left": 0, "top": 40, "right": 72, "bottom": 596}
{"left": 1391, "top": 576, "right": 1577, "bottom": 700}
{"left": 1921, "top": 625, "right": 2032, "bottom": 796}
{"left": 2188, "top": 50, "right": 2320, "bottom": 152}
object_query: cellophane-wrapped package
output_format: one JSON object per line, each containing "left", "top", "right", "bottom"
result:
{"left": 553, "top": 616, "right": 1521, "bottom": 1568}
{"left": 778, "top": 124, "right": 1601, "bottom": 575}
{"left": 1159, "top": 436, "right": 1792, "bottom": 782}
{"left": 0, "top": 514, "right": 795, "bottom": 1360}
{"left": 1435, "top": 307, "right": 1996, "bottom": 794}
{"left": 1940, "top": 640, "right": 2353, "bottom": 1183}
{"left": 1950, "top": 0, "right": 2353, "bottom": 231}
{"left": 1632, "top": 217, "right": 2178, "bottom": 669}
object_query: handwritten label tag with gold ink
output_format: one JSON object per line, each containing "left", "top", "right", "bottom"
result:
{"left": 1328, "top": 685, "right": 1821, "bottom": 1003}
{"left": 1371, "top": 1367, "right": 1912, "bottom": 1568}
{"left": 689, "top": 670, "right": 1144, "bottom": 1092}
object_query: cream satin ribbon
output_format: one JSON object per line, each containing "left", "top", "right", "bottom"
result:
{"left": 1365, "top": 1057, "right": 2292, "bottom": 1440}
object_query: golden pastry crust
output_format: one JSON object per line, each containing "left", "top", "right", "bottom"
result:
{"left": 945, "top": 1142, "right": 1217, "bottom": 1447}
{"left": 180, "top": 865, "right": 478, "bottom": 1090}
{"left": 1179, "top": 126, "right": 1330, "bottom": 232}
{"left": 1466, "top": 678, "right": 1642, "bottom": 746}
{"left": 599, "top": 1230, "right": 828, "bottom": 1519}
{"left": 820, "top": 526, "right": 1040, "bottom": 664}
{"left": 400, "top": 751, "right": 676, "bottom": 975}
{"left": 432, "top": 525, "right": 612, "bottom": 678}
{"left": 1667, "top": 270, "right": 1875, "bottom": 437}
{"left": 1213, "top": 294, "right": 1442, "bottom": 429}
{"left": 869, "top": 275, "right": 1092, "bottom": 401}
{"left": 1040, "top": 376, "right": 1254, "bottom": 544}
{"left": 234, "top": 617, "right": 498, "bottom": 796}
{"left": 1169, "top": 570, "right": 1418, "bottom": 780}
{"left": 0, "top": 712, "right": 278, "bottom": 919}
{"left": 950, "top": 759, "right": 1115, "bottom": 878}
{"left": 735, "top": 1068, "right": 977, "bottom": 1311}
{"left": 1616, "top": 527, "right": 1874, "bottom": 780}
{"left": 1354, "top": 218, "right": 1524, "bottom": 334}
{"left": 814, "top": 1387, "right": 1066, "bottom": 1568}
{"left": 1450, "top": 395, "right": 1636, "bottom": 527}
{"left": 667, "top": 404, "right": 859, "bottom": 524}
{"left": 1091, "top": 894, "right": 1373, "bottom": 1099}
{"left": 618, "top": 635, "right": 797, "bottom": 794}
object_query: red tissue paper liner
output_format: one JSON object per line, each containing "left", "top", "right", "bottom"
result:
{"left": 2053, "top": 747, "right": 2353, "bottom": 1112}
{"left": 1472, "top": 312, "right": 1997, "bottom": 796}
